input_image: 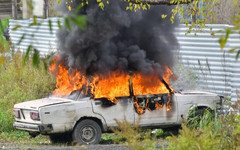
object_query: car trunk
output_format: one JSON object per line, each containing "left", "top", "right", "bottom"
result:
{"left": 14, "top": 97, "right": 73, "bottom": 123}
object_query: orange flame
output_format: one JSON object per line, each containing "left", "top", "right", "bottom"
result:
{"left": 49, "top": 55, "right": 174, "bottom": 113}
{"left": 49, "top": 55, "right": 87, "bottom": 97}
{"left": 133, "top": 97, "right": 146, "bottom": 114}
{"left": 155, "top": 102, "right": 164, "bottom": 110}
{"left": 91, "top": 70, "right": 130, "bottom": 104}
{"left": 131, "top": 69, "right": 172, "bottom": 96}
{"left": 166, "top": 94, "right": 172, "bottom": 111}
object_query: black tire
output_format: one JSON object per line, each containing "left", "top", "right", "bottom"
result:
{"left": 49, "top": 133, "right": 72, "bottom": 144}
{"left": 72, "top": 119, "right": 102, "bottom": 145}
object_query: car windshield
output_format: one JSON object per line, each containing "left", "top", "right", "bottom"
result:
{"left": 67, "top": 90, "right": 91, "bottom": 100}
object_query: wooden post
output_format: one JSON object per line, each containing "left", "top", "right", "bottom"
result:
{"left": 12, "top": 0, "right": 18, "bottom": 19}
{"left": 43, "top": 0, "right": 48, "bottom": 19}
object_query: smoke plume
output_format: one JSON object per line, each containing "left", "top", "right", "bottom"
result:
{"left": 56, "top": 0, "right": 179, "bottom": 76}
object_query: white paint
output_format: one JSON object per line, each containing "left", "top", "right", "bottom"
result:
{"left": 13, "top": 91, "right": 221, "bottom": 135}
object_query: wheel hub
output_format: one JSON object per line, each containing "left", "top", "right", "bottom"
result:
{"left": 81, "top": 126, "right": 95, "bottom": 141}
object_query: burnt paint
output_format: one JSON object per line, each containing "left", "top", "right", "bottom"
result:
{"left": 94, "top": 93, "right": 175, "bottom": 115}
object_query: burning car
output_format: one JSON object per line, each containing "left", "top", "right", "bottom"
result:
{"left": 13, "top": 70, "right": 222, "bottom": 144}
{"left": 12, "top": 1, "right": 222, "bottom": 144}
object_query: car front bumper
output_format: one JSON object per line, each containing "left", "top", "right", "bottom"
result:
{"left": 13, "top": 122, "right": 53, "bottom": 132}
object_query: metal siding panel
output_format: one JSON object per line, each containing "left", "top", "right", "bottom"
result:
{"left": 9, "top": 17, "right": 63, "bottom": 56}
{"left": 176, "top": 24, "right": 240, "bottom": 102}
{"left": 9, "top": 20, "right": 240, "bottom": 102}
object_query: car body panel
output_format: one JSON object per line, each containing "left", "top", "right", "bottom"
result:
{"left": 92, "top": 97, "right": 135, "bottom": 127}
{"left": 14, "top": 97, "right": 73, "bottom": 110}
{"left": 13, "top": 90, "right": 221, "bottom": 135}
{"left": 135, "top": 95, "right": 178, "bottom": 127}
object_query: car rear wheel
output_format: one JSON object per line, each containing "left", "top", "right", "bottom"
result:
{"left": 72, "top": 119, "right": 102, "bottom": 145}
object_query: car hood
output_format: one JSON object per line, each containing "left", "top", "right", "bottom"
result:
{"left": 14, "top": 97, "right": 73, "bottom": 110}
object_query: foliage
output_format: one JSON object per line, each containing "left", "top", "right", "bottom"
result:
{"left": 170, "top": 0, "right": 219, "bottom": 33}
{"left": 112, "top": 118, "right": 157, "bottom": 150}
{"left": 166, "top": 101, "right": 240, "bottom": 150}
{"left": 0, "top": 130, "right": 49, "bottom": 144}
{"left": 185, "top": 107, "right": 215, "bottom": 129}
{"left": 217, "top": 0, "right": 240, "bottom": 59}
{"left": 0, "top": 45, "right": 56, "bottom": 132}
{"left": 111, "top": 99, "right": 240, "bottom": 150}
{"left": 0, "top": 17, "right": 10, "bottom": 50}
{"left": 100, "top": 133, "right": 126, "bottom": 144}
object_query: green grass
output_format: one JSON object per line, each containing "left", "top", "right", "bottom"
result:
{"left": 110, "top": 106, "right": 240, "bottom": 150}
{"left": 166, "top": 105, "right": 240, "bottom": 150}
{"left": 0, "top": 52, "right": 56, "bottom": 132}
{"left": 0, "top": 17, "right": 10, "bottom": 49}
{"left": 0, "top": 131, "right": 50, "bottom": 144}
{"left": 0, "top": 39, "right": 56, "bottom": 142}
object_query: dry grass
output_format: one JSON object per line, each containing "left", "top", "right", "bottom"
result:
{"left": 0, "top": 43, "right": 56, "bottom": 133}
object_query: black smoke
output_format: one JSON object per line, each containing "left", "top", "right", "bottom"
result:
{"left": 57, "top": 0, "right": 179, "bottom": 76}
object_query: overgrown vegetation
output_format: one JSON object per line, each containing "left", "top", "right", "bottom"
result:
{"left": 112, "top": 118, "right": 159, "bottom": 150}
{"left": 167, "top": 101, "right": 240, "bottom": 150}
{"left": 112, "top": 100, "right": 240, "bottom": 150}
{"left": 0, "top": 130, "right": 50, "bottom": 143}
{"left": 0, "top": 17, "right": 10, "bottom": 51}
{"left": 0, "top": 42, "right": 56, "bottom": 133}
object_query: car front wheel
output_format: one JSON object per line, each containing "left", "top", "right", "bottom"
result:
{"left": 72, "top": 119, "right": 102, "bottom": 145}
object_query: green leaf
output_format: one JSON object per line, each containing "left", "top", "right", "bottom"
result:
{"left": 57, "top": 20, "right": 62, "bottom": 29}
{"left": 70, "top": 16, "right": 86, "bottom": 30}
{"left": 27, "top": 1, "right": 33, "bottom": 10}
{"left": 211, "top": 32, "right": 215, "bottom": 37}
{"left": 58, "top": 0, "right": 62, "bottom": 5}
{"left": 229, "top": 48, "right": 236, "bottom": 53}
{"left": 219, "top": 35, "right": 227, "bottom": 50}
{"left": 48, "top": 20, "right": 53, "bottom": 34}
{"left": 24, "top": 45, "right": 32, "bottom": 65}
{"left": 17, "top": 34, "right": 25, "bottom": 45}
{"left": 64, "top": 18, "right": 71, "bottom": 31}
{"left": 219, "top": 28, "right": 233, "bottom": 50}
{"left": 12, "top": 25, "right": 21, "bottom": 31}
{"left": 161, "top": 14, "right": 167, "bottom": 19}
{"left": 29, "top": 16, "right": 40, "bottom": 26}
{"left": 74, "top": 4, "right": 83, "bottom": 14}
{"left": 33, "top": 49, "right": 40, "bottom": 68}
{"left": 233, "top": 0, "right": 239, "bottom": 5}
{"left": 236, "top": 50, "right": 240, "bottom": 60}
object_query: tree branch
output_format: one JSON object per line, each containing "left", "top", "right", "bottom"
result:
{"left": 130, "top": 0, "right": 193, "bottom": 5}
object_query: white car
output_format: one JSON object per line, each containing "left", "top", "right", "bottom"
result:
{"left": 13, "top": 89, "right": 222, "bottom": 144}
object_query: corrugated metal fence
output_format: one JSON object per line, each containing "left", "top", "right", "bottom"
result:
{"left": 175, "top": 24, "right": 240, "bottom": 102}
{"left": 9, "top": 18, "right": 240, "bottom": 102}
{"left": 9, "top": 17, "right": 62, "bottom": 55}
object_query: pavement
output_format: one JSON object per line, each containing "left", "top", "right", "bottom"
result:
{"left": 0, "top": 143, "right": 168, "bottom": 150}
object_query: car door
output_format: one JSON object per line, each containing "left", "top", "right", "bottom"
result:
{"left": 134, "top": 94, "right": 178, "bottom": 127}
{"left": 91, "top": 97, "right": 135, "bottom": 127}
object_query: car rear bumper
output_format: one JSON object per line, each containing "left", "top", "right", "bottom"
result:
{"left": 13, "top": 122, "right": 53, "bottom": 132}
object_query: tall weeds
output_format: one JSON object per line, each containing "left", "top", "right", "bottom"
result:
{"left": 0, "top": 43, "right": 56, "bottom": 132}
{"left": 167, "top": 101, "right": 240, "bottom": 150}
{"left": 112, "top": 118, "right": 157, "bottom": 150}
